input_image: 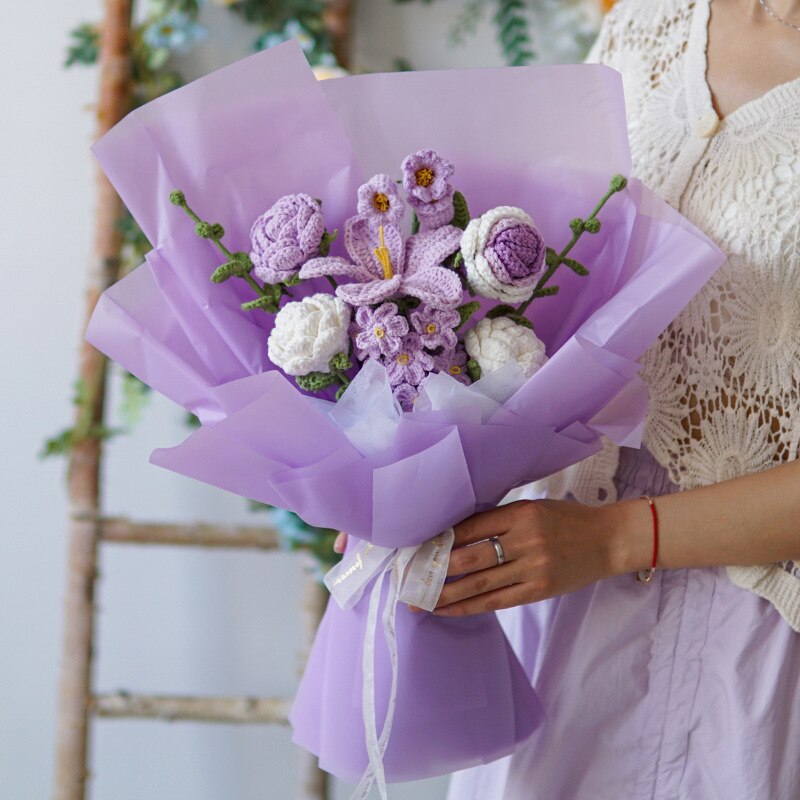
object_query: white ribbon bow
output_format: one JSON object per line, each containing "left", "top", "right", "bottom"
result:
{"left": 323, "top": 529, "right": 455, "bottom": 800}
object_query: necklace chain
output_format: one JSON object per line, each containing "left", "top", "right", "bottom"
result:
{"left": 757, "top": 0, "right": 800, "bottom": 32}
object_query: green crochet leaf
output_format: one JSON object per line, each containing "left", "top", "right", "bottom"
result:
{"left": 296, "top": 372, "right": 337, "bottom": 392}
{"left": 319, "top": 228, "right": 338, "bottom": 256}
{"left": 486, "top": 304, "right": 516, "bottom": 319}
{"left": 530, "top": 285, "right": 560, "bottom": 299}
{"left": 455, "top": 301, "right": 481, "bottom": 330}
{"left": 466, "top": 358, "right": 482, "bottom": 382}
{"left": 329, "top": 351, "right": 353, "bottom": 372}
{"left": 562, "top": 257, "right": 589, "bottom": 276}
{"left": 241, "top": 287, "right": 281, "bottom": 313}
{"left": 210, "top": 261, "right": 239, "bottom": 283}
{"left": 450, "top": 191, "right": 470, "bottom": 230}
{"left": 507, "top": 313, "right": 533, "bottom": 329}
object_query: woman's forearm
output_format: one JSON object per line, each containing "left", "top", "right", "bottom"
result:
{"left": 607, "top": 459, "right": 800, "bottom": 575}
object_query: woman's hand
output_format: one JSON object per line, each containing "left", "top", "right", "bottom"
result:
{"left": 334, "top": 458, "right": 800, "bottom": 617}
{"left": 430, "top": 499, "right": 652, "bottom": 617}
{"left": 331, "top": 500, "right": 653, "bottom": 617}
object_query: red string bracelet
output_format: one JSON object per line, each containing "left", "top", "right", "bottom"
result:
{"left": 636, "top": 494, "right": 659, "bottom": 584}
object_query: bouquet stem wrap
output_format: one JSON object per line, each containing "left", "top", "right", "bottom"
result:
{"left": 85, "top": 42, "right": 725, "bottom": 790}
{"left": 324, "top": 531, "right": 455, "bottom": 797}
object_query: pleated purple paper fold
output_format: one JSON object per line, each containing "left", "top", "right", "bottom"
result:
{"left": 85, "top": 41, "right": 725, "bottom": 785}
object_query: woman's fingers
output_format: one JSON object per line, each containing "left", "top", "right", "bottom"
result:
{"left": 333, "top": 531, "right": 347, "bottom": 554}
{"left": 447, "top": 536, "right": 511, "bottom": 577}
{"left": 433, "top": 582, "right": 532, "bottom": 617}
{"left": 452, "top": 503, "right": 518, "bottom": 547}
{"left": 436, "top": 562, "right": 521, "bottom": 608}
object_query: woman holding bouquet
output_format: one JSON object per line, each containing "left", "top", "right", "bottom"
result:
{"left": 336, "top": 0, "right": 800, "bottom": 796}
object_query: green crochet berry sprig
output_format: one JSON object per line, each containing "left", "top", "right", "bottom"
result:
{"left": 515, "top": 174, "right": 628, "bottom": 317}
{"left": 168, "top": 189, "right": 284, "bottom": 314}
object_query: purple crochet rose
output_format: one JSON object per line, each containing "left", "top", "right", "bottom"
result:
{"left": 433, "top": 346, "right": 471, "bottom": 386}
{"left": 402, "top": 149, "right": 455, "bottom": 229}
{"left": 410, "top": 305, "right": 460, "bottom": 351}
{"left": 384, "top": 332, "right": 434, "bottom": 387}
{"left": 393, "top": 382, "right": 419, "bottom": 412}
{"left": 250, "top": 193, "right": 325, "bottom": 284}
{"left": 357, "top": 174, "right": 404, "bottom": 227}
{"left": 352, "top": 302, "right": 409, "bottom": 361}
{"left": 299, "top": 215, "right": 464, "bottom": 309}
{"left": 462, "top": 207, "right": 547, "bottom": 303}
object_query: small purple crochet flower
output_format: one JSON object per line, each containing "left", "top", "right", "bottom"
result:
{"left": 410, "top": 305, "right": 460, "bottom": 351}
{"left": 299, "top": 215, "right": 464, "bottom": 309}
{"left": 250, "top": 193, "right": 325, "bottom": 284}
{"left": 433, "top": 346, "right": 471, "bottom": 386}
{"left": 357, "top": 174, "right": 404, "bottom": 227}
{"left": 402, "top": 149, "right": 455, "bottom": 229}
{"left": 393, "top": 382, "right": 419, "bottom": 412}
{"left": 352, "top": 303, "right": 409, "bottom": 361}
{"left": 384, "top": 332, "right": 434, "bottom": 387}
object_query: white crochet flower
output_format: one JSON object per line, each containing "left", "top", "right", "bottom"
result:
{"left": 268, "top": 294, "right": 351, "bottom": 376}
{"left": 464, "top": 317, "right": 546, "bottom": 379}
{"left": 461, "top": 206, "right": 546, "bottom": 303}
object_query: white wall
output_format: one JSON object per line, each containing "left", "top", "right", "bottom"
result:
{"left": 0, "top": 2, "right": 595, "bottom": 798}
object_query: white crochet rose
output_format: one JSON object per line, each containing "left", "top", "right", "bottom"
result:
{"left": 464, "top": 317, "right": 547, "bottom": 379}
{"left": 461, "top": 206, "right": 546, "bottom": 303}
{"left": 268, "top": 294, "right": 351, "bottom": 376}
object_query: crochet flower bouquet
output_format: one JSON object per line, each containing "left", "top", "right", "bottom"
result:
{"left": 87, "top": 42, "right": 723, "bottom": 796}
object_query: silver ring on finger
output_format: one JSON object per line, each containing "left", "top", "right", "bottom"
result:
{"left": 489, "top": 535, "right": 506, "bottom": 566}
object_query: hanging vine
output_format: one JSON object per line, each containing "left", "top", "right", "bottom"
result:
{"left": 392, "top": 0, "right": 605, "bottom": 66}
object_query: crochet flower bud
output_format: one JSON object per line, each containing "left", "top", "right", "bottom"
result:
{"left": 268, "top": 294, "right": 351, "bottom": 376}
{"left": 250, "top": 193, "right": 325, "bottom": 285}
{"left": 464, "top": 316, "right": 546, "bottom": 379}
{"left": 461, "top": 207, "right": 546, "bottom": 303}
{"left": 401, "top": 149, "right": 456, "bottom": 230}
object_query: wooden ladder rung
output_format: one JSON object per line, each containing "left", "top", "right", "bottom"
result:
{"left": 95, "top": 517, "right": 281, "bottom": 550}
{"left": 90, "top": 692, "right": 291, "bottom": 724}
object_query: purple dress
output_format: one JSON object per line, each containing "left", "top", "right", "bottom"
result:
{"left": 447, "top": 447, "right": 800, "bottom": 799}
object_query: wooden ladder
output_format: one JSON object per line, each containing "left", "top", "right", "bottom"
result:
{"left": 52, "top": 1, "right": 353, "bottom": 797}
{"left": 56, "top": 511, "right": 330, "bottom": 800}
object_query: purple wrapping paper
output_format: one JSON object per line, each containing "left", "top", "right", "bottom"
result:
{"left": 85, "top": 42, "right": 725, "bottom": 784}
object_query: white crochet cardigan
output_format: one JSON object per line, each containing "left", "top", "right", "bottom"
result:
{"left": 546, "top": 0, "right": 800, "bottom": 629}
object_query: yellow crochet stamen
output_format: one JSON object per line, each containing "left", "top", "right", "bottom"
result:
{"left": 373, "top": 192, "right": 390, "bottom": 213}
{"left": 426, "top": 323, "right": 437, "bottom": 334}
{"left": 415, "top": 167, "right": 434, "bottom": 187}
{"left": 449, "top": 365, "right": 462, "bottom": 375}
{"left": 397, "top": 354, "right": 410, "bottom": 365}
{"left": 374, "top": 225, "right": 394, "bottom": 280}
{"left": 374, "top": 327, "right": 385, "bottom": 339}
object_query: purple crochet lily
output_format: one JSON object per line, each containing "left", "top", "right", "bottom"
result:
{"left": 299, "top": 215, "right": 463, "bottom": 309}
